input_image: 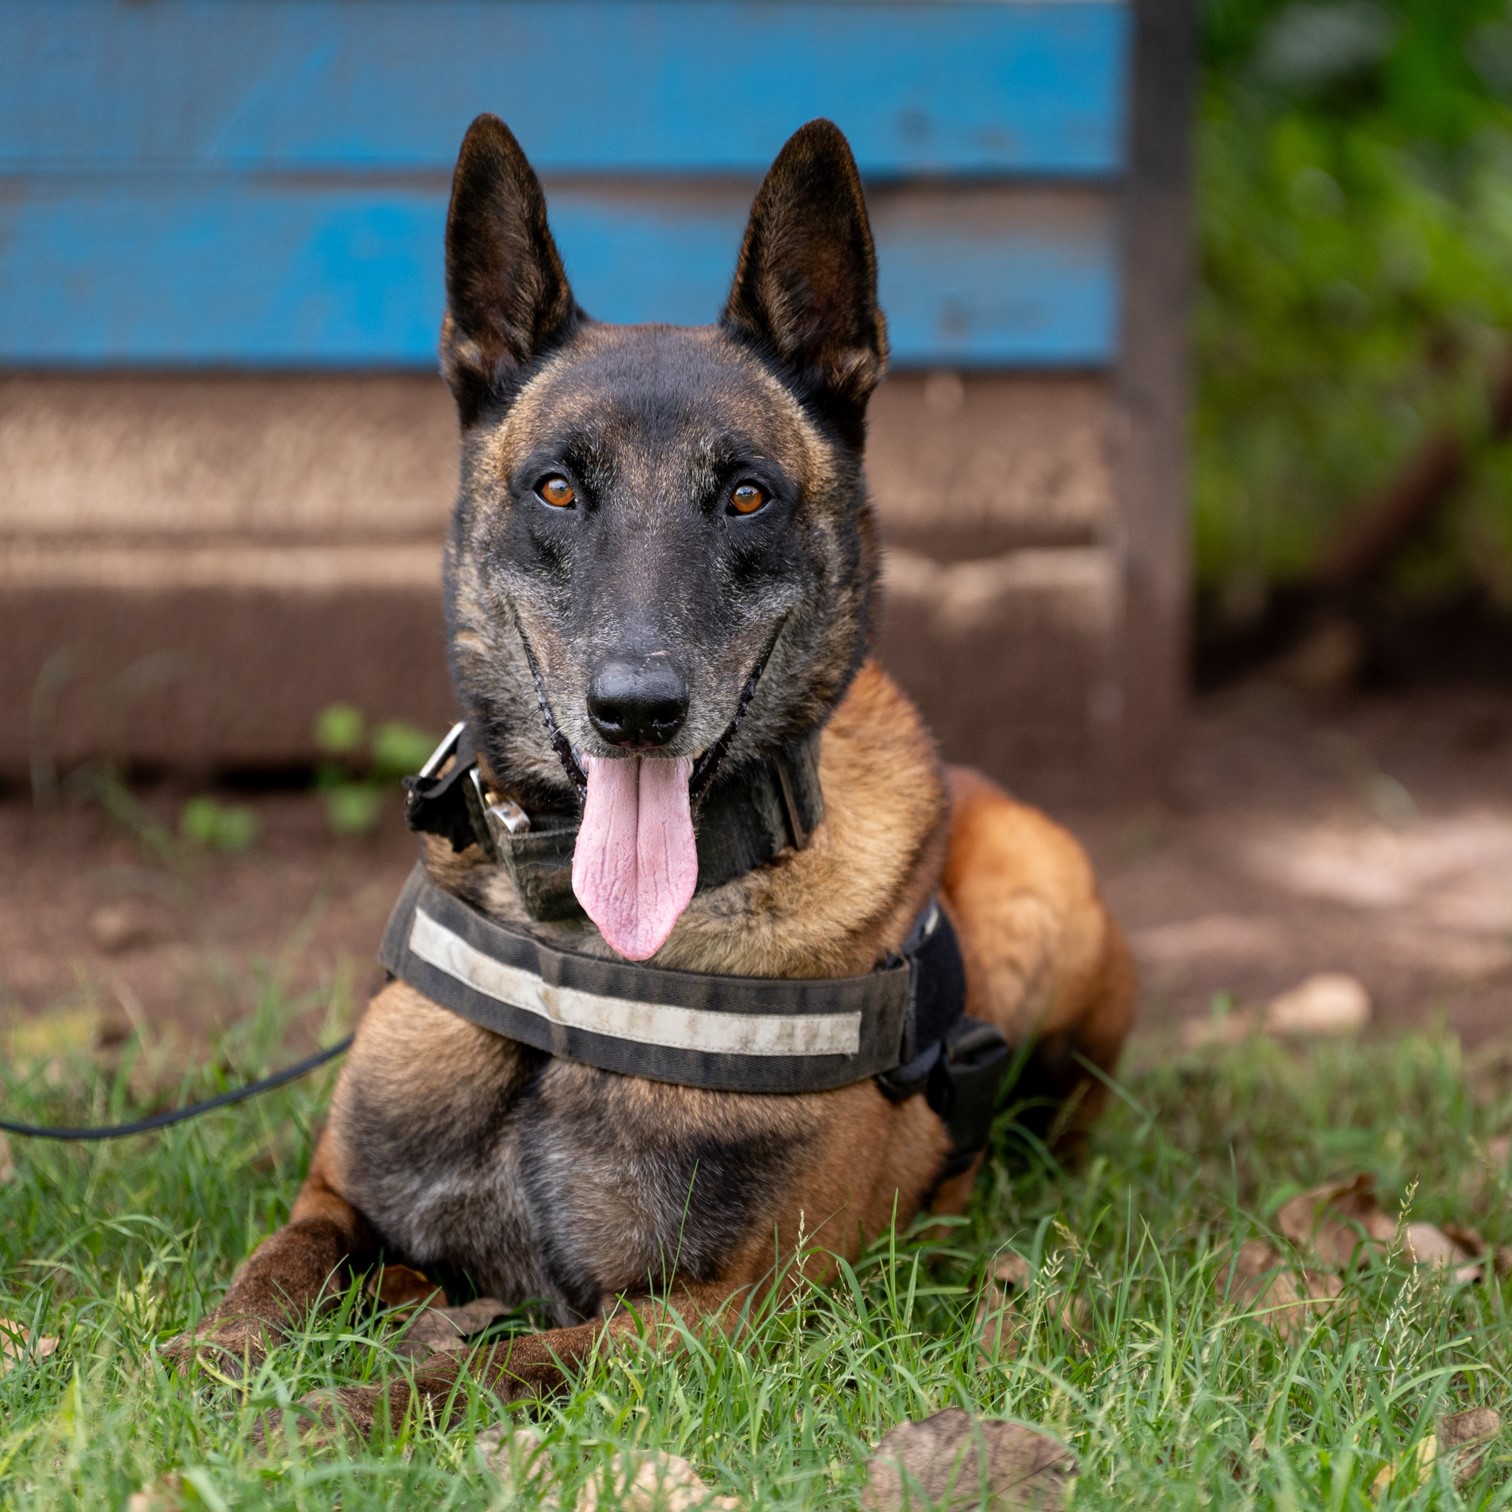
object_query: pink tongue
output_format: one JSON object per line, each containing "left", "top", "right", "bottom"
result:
{"left": 572, "top": 754, "right": 698, "bottom": 960}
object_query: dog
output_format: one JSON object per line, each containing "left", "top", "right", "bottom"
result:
{"left": 164, "top": 115, "right": 1135, "bottom": 1440}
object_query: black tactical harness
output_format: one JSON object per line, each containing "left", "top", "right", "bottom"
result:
{"left": 385, "top": 725, "right": 1012, "bottom": 1177}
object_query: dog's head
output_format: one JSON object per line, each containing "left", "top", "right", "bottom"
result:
{"left": 440, "top": 114, "right": 887, "bottom": 959}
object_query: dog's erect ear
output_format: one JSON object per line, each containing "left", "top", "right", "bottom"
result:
{"left": 721, "top": 120, "right": 888, "bottom": 436}
{"left": 441, "top": 114, "right": 581, "bottom": 423}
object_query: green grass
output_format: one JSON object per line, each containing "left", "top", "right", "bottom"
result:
{"left": 2, "top": 1001, "right": 1509, "bottom": 1509}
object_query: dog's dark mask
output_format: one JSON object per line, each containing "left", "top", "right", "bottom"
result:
{"left": 439, "top": 114, "right": 888, "bottom": 959}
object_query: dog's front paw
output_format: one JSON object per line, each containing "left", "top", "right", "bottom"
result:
{"left": 159, "top": 1322, "right": 269, "bottom": 1382}
{"left": 252, "top": 1385, "right": 389, "bottom": 1455}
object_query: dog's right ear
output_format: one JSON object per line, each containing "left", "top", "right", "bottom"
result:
{"left": 441, "top": 114, "right": 581, "bottom": 424}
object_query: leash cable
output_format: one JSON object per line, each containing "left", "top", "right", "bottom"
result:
{"left": 0, "top": 1035, "right": 353, "bottom": 1142}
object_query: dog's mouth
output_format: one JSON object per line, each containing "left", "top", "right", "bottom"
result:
{"left": 514, "top": 616, "right": 785, "bottom": 961}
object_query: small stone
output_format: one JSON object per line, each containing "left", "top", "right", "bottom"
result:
{"left": 477, "top": 1424, "right": 555, "bottom": 1500}
{"left": 89, "top": 899, "right": 158, "bottom": 955}
{"left": 1263, "top": 973, "right": 1370, "bottom": 1037}
{"left": 579, "top": 1450, "right": 741, "bottom": 1511}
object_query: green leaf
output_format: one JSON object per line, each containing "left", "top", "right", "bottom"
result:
{"left": 314, "top": 702, "right": 366, "bottom": 756}
{"left": 370, "top": 721, "right": 438, "bottom": 781}
{"left": 179, "top": 797, "right": 257, "bottom": 854}
{"left": 322, "top": 782, "right": 384, "bottom": 837}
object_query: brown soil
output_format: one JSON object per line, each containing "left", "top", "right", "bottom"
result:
{"left": 2, "top": 682, "right": 1509, "bottom": 1054}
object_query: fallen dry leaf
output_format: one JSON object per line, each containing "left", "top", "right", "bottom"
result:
{"left": 1277, "top": 1175, "right": 1399, "bottom": 1267}
{"left": 366, "top": 1262, "right": 443, "bottom": 1311}
{"left": 0, "top": 1317, "right": 58, "bottom": 1375}
{"left": 976, "top": 1254, "right": 1031, "bottom": 1361}
{"left": 1403, "top": 1222, "right": 1481, "bottom": 1282}
{"left": 1371, "top": 1407, "right": 1502, "bottom": 1495}
{"left": 1438, "top": 1407, "right": 1502, "bottom": 1487}
{"left": 578, "top": 1449, "right": 741, "bottom": 1511}
{"left": 1370, "top": 1437, "right": 1437, "bottom": 1498}
{"left": 364, "top": 1263, "right": 509, "bottom": 1358}
{"left": 975, "top": 1254, "right": 1090, "bottom": 1362}
{"left": 1277, "top": 1175, "right": 1482, "bottom": 1280}
{"left": 861, "top": 1408, "right": 1076, "bottom": 1511}
{"left": 1262, "top": 973, "right": 1370, "bottom": 1037}
{"left": 390, "top": 1295, "right": 510, "bottom": 1360}
{"left": 1219, "top": 1239, "right": 1343, "bottom": 1341}
{"left": 1440, "top": 1220, "right": 1486, "bottom": 1255}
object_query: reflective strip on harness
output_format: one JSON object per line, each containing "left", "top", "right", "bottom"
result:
{"left": 408, "top": 905, "right": 862, "bottom": 1058}
{"left": 379, "top": 864, "right": 921, "bottom": 1094}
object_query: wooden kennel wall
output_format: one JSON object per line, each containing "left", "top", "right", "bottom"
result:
{"left": 0, "top": 0, "right": 1192, "bottom": 801}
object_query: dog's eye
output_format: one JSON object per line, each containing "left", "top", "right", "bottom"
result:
{"left": 536, "top": 475, "right": 576, "bottom": 508}
{"left": 728, "top": 482, "right": 769, "bottom": 516}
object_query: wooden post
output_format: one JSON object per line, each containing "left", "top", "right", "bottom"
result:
{"left": 1112, "top": 0, "right": 1195, "bottom": 796}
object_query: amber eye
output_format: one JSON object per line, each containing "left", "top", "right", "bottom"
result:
{"left": 729, "top": 481, "right": 769, "bottom": 516}
{"left": 537, "top": 475, "right": 576, "bottom": 508}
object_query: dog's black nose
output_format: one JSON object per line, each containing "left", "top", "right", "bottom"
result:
{"left": 587, "top": 656, "right": 690, "bottom": 749}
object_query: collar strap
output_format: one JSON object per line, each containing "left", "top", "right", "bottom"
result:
{"left": 378, "top": 864, "right": 1001, "bottom": 1109}
{"left": 402, "top": 723, "right": 825, "bottom": 922}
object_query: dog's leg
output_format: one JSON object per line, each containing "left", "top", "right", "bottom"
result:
{"left": 163, "top": 1142, "right": 377, "bottom": 1376}
{"left": 291, "top": 1281, "right": 741, "bottom": 1443}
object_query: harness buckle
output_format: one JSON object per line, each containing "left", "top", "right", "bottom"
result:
{"left": 417, "top": 721, "right": 465, "bottom": 780}
{"left": 403, "top": 722, "right": 498, "bottom": 858}
{"left": 483, "top": 794, "right": 532, "bottom": 842}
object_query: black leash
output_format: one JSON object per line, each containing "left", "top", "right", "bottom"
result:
{"left": 0, "top": 1035, "right": 352, "bottom": 1143}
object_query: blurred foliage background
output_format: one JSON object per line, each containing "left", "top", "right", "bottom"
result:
{"left": 1198, "top": 0, "right": 1512, "bottom": 613}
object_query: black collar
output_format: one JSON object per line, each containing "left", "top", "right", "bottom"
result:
{"left": 402, "top": 723, "right": 825, "bottom": 922}
{"left": 390, "top": 725, "right": 1014, "bottom": 1172}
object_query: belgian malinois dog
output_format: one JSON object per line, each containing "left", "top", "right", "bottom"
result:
{"left": 165, "top": 115, "right": 1135, "bottom": 1439}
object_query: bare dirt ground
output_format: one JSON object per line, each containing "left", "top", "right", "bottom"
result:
{"left": 1, "top": 681, "right": 1509, "bottom": 1056}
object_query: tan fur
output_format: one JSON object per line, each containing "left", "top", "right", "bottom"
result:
{"left": 166, "top": 663, "right": 1133, "bottom": 1439}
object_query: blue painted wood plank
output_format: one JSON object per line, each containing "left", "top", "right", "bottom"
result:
{"left": 0, "top": 180, "right": 1117, "bottom": 367}
{"left": 0, "top": 1, "right": 1128, "bottom": 178}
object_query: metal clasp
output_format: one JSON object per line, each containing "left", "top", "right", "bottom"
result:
{"left": 478, "top": 785, "right": 531, "bottom": 848}
{"left": 417, "top": 721, "right": 466, "bottom": 781}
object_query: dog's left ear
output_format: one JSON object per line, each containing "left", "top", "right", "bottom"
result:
{"left": 721, "top": 120, "right": 888, "bottom": 439}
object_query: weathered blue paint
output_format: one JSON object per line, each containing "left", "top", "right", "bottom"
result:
{"left": 0, "top": 182, "right": 1117, "bottom": 367}
{"left": 0, "top": 1, "right": 1128, "bottom": 177}
{"left": 0, "top": 0, "right": 1130, "bottom": 369}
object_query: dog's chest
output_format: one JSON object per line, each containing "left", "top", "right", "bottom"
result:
{"left": 330, "top": 1006, "right": 813, "bottom": 1322}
